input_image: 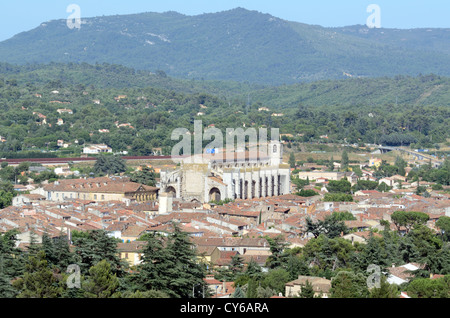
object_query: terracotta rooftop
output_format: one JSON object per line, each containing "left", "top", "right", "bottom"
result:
{"left": 344, "top": 220, "right": 371, "bottom": 229}
{"left": 117, "top": 241, "right": 147, "bottom": 252}
{"left": 43, "top": 177, "right": 158, "bottom": 194}
{"left": 121, "top": 224, "right": 147, "bottom": 238}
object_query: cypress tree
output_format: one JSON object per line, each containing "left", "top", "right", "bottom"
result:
{"left": 232, "top": 285, "right": 245, "bottom": 298}
{"left": 298, "top": 280, "right": 315, "bottom": 298}
{"left": 246, "top": 279, "right": 258, "bottom": 298}
{"left": 289, "top": 152, "right": 296, "bottom": 168}
{"left": 341, "top": 150, "right": 349, "bottom": 170}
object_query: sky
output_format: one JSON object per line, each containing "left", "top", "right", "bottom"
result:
{"left": 0, "top": 0, "right": 449, "bottom": 41}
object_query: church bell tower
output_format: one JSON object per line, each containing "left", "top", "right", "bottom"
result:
{"left": 269, "top": 139, "right": 283, "bottom": 166}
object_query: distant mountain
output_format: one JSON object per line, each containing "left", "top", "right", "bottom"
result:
{"left": 330, "top": 25, "right": 450, "bottom": 55}
{"left": 0, "top": 8, "right": 449, "bottom": 84}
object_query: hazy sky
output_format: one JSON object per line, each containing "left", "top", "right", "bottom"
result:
{"left": 0, "top": 0, "right": 448, "bottom": 41}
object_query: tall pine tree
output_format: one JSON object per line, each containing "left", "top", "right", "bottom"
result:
{"left": 12, "top": 250, "right": 64, "bottom": 298}
{"left": 72, "top": 230, "right": 126, "bottom": 276}
{"left": 135, "top": 232, "right": 173, "bottom": 295}
{"left": 166, "top": 223, "right": 206, "bottom": 298}
{"left": 82, "top": 260, "right": 121, "bottom": 298}
{"left": 136, "top": 224, "right": 206, "bottom": 298}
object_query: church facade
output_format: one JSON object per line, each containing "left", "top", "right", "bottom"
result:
{"left": 159, "top": 140, "right": 290, "bottom": 203}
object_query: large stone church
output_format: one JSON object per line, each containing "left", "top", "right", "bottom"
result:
{"left": 159, "top": 140, "right": 290, "bottom": 203}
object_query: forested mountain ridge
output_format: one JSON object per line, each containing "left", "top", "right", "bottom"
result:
{"left": 0, "top": 8, "right": 450, "bottom": 84}
{"left": 331, "top": 24, "right": 450, "bottom": 55}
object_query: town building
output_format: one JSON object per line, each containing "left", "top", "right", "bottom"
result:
{"left": 285, "top": 276, "right": 332, "bottom": 298}
{"left": 31, "top": 177, "right": 158, "bottom": 203}
{"left": 12, "top": 194, "right": 46, "bottom": 207}
{"left": 298, "top": 171, "right": 357, "bottom": 186}
{"left": 56, "top": 108, "right": 73, "bottom": 115}
{"left": 83, "top": 144, "right": 113, "bottom": 154}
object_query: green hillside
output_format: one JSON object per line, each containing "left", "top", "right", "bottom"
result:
{"left": 0, "top": 63, "right": 448, "bottom": 159}
{"left": 0, "top": 8, "right": 449, "bottom": 84}
{"left": 0, "top": 62, "right": 263, "bottom": 97}
{"left": 2, "top": 62, "right": 450, "bottom": 110}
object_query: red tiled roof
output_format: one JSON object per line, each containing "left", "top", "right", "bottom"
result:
{"left": 43, "top": 177, "right": 158, "bottom": 194}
